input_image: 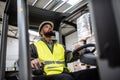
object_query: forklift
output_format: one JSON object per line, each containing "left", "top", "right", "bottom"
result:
{"left": 0, "top": 0, "right": 120, "bottom": 80}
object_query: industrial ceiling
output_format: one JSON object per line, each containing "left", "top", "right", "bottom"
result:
{"left": 0, "top": 0, "right": 89, "bottom": 36}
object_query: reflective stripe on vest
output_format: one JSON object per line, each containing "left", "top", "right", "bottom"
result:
{"left": 34, "top": 41, "right": 65, "bottom": 75}
{"left": 44, "top": 61, "right": 65, "bottom": 65}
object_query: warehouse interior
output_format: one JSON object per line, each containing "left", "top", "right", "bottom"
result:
{"left": 0, "top": 0, "right": 120, "bottom": 80}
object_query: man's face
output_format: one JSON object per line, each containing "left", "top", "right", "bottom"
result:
{"left": 40, "top": 24, "right": 54, "bottom": 37}
{"left": 41, "top": 24, "right": 52, "bottom": 33}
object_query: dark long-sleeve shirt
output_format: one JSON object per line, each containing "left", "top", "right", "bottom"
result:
{"left": 29, "top": 44, "right": 38, "bottom": 59}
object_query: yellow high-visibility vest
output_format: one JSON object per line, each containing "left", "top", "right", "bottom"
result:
{"left": 34, "top": 41, "right": 65, "bottom": 75}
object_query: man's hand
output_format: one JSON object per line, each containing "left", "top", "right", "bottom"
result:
{"left": 31, "top": 58, "right": 42, "bottom": 69}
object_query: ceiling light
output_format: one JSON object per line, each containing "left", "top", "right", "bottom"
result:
{"left": 62, "top": 0, "right": 82, "bottom": 5}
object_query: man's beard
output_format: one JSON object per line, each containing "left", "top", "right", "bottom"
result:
{"left": 44, "top": 31, "right": 55, "bottom": 37}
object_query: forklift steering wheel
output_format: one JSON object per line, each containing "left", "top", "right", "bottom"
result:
{"left": 72, "top": 44, "right": 97, "bottom": 66}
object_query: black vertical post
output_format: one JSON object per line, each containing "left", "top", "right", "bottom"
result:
{"left": 89, "top": 0, "right": 120, "bottom": 80}
{"left": 17, "top": 0, "right": 32, "bottom": 80}
{"left": 0, "top": 13, "right": 9, "bottom": 80}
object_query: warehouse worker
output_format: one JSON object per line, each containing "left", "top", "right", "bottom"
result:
{"left": 30, "top": 21, "right": 74, "bottom": 80}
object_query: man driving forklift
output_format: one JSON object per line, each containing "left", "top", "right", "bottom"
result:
{"left": 30, "top": 21, "right": 99, "bottom": 80}
{"left": 30, "top": 21, "right": 74, "bottom": 80}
